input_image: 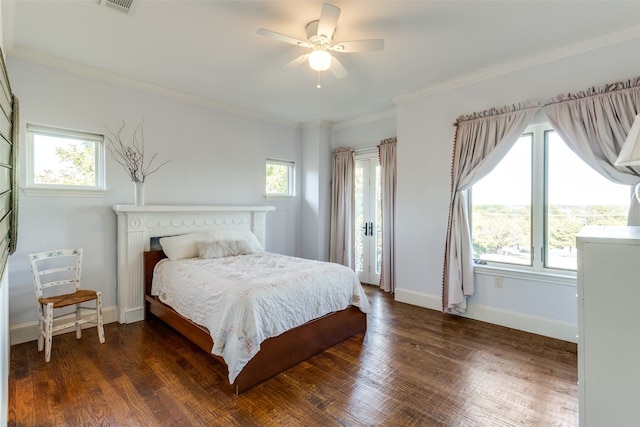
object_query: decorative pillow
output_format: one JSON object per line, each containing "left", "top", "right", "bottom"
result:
{"left": 198, "top": 239, "right": 255, "bottom": 259}
{"left": 159, "top": 232, "right": 211, "bottom": 260}
{"left": 208, "top": 229, "right": 264, "bottom": 253}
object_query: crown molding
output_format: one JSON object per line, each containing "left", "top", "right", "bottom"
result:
{"left": 394, "top": 24, "right": 640, "bottom": 105}
{"left": 332, "top": 108, "right": 396, "bottom": 130}
{"left": 300, "top": 120, "right": 333, "bottom": 129}
{"left": 7, "top": 46, "right": 300, "bottom": 129}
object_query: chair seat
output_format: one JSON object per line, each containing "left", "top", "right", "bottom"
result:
{"left": 38, "top": 289, "right": 98, "bottom": 308}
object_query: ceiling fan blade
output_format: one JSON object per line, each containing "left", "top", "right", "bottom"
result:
{"left": 330, "top": 39, "right": 385, "bottom": 53}
{"left": 329, "top": 56, "right": 348, "bottom": 79}
{"left": 257, "top": 28, "right": 311, "bottom": 48}
{"left": 282, "top": 54, "right": 310, "bottom": 71}
{"left": 317, "top": 3, "right": 340, "bottom": 39}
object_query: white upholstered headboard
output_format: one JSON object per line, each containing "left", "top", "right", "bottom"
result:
{"left": 112, "top": 205, "right": 275, "bottom": 323}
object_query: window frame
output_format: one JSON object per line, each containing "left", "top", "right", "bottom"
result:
{"left": 265, "top": 158, "right": 296, "bottom": 199}
{"left": 471, "top": 122, "right": 631, "bottom": 282}
{"left": 25, "top": 124, "right": 106, "bottom": 197}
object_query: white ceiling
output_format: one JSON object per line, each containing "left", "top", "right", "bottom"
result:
{"left": 4, "top": 0, "right": 640, "bottom": 125}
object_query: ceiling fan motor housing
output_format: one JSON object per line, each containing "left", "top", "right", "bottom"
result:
{"left": 306, "top": 20, "right": 332, "bottom": 45}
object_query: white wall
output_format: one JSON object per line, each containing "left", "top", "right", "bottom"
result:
{"left": 0, "top": 0, "right": 4, "bottom": 51}
{"left": 332, "top": 112, "right": 397, "bottom": 151}
{"left": 6, "top": 57, "right": 302, "bottom": 341}
{"left": 394, "top": 36, "right": 640, "bottom": 342}
{"left": 300, "top": 122, "right": 332, "bottom": 261}
{"left": 0, "top": 272, "right": 6, "bottom": 427}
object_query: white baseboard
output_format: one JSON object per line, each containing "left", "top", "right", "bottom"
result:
{"left": 395, "top": 287, "right": 442, "bottom": 311}
{"left": 394, "top": 287, "right": 577, "bottom": 343}
{"left": 9, "top": 305, "right": 119, "bottom": 346}
{"left": 12, "top": 293, "right": 578, "bottom": 346}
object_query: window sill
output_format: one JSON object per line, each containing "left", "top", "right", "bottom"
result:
{"left": 264, "top": 195, "right": 297, "bottom": 202}
{"left": 23, "top": 187, "right": 108, "bottom": 198}
{"left": 473, "top": 264, "right": 576, "bottom": 287}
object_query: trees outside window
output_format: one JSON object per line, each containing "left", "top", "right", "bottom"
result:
{"left": 266, "top": 158, "right": 295, "bottom": 196}
{"left": 27, "top": 124, "right": 105, "bottom": 192}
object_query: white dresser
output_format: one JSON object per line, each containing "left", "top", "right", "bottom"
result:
{"left": 576, "top": 226, "right": 640, "bottom": 426}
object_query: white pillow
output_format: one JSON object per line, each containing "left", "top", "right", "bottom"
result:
{"left": 198, "top": 239, "right": 255, "bottom": 259}
{"left": 208, "top": 229, "right": 264, "bottom": 252}
{"left": 159, "top": 232, "right": 211, "bottom": 260}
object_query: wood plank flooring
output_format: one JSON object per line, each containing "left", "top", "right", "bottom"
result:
{"left": 9, "top": 286, "right": 578, "bottom": 426}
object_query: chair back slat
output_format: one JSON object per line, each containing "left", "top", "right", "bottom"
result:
{"left": 28, "top": 249, "right": 83, "bottom": 299}
{"left": 35, "top": 266, "right": 78, "bottom": 276}
{"left": 28, "top": 248, "right": 80, "bottom": 261}
{"left": 40, "top": 279, "right": 79, "bottom": 289}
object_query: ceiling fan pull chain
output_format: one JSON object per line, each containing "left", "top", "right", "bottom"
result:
{"left": 317, "top": 71, "right": 322, "bottom": 89}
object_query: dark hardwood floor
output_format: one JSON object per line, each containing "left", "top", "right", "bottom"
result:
{"left": 9, "top": 286, "right": 578, "bottom": 426}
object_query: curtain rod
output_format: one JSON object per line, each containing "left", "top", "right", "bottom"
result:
{"left": 354, "top": 147, "right": 378, "bottom": 155}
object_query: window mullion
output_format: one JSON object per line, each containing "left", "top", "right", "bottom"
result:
{"left": 531, "top": 125, "right": 546, "bottom": 271}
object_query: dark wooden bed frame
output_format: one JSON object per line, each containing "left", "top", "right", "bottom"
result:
{"left": 143, "top": 249, "right": 367, "bottom": 394}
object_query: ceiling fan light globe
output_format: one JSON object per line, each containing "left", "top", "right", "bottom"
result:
{"left": 308, "top": 49, "right": 332, "bottom": 71}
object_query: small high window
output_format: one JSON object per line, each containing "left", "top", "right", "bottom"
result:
{"left": 26, "top": 124, "right": 106, "bottom": 194}
{"left": 266, "top": 158, "right": 295, "bottom": 197}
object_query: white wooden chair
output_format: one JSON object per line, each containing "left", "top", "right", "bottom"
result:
{"left": 28, "top": 248, "right": 105, "bottom": 362}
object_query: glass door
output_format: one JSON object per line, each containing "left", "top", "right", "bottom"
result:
{"left": 355, "top": 156, "right": 381, "bottom": 285}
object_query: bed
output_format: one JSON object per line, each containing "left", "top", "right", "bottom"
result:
{"left": 142, "top": 230, "right": 369, "bottom": 394}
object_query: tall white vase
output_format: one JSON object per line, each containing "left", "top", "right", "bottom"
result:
{"left": 133, "top": 182, "right": 145, "bottom": 206}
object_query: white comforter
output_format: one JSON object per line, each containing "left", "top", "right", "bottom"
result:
{"left": 151, "top": 252, "right": 370, "bottom": 384}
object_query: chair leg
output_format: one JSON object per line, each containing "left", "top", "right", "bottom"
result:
{"left": 96, "top": 292, "right": 105, "bottom": 344}
{"left": 75, "top": 303, "right": 82, "bottom": 339}
{"left": 44, "top": 303, "right": 54, "bottom": 362}
{"left": 37, "top": 305, "right": 44, "bottom": 352}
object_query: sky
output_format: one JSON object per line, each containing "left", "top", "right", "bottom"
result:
{"left": 473, "top": 131, "right": 631, "bottom": 206}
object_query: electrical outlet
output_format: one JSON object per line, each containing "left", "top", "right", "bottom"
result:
{"left": 494, "top": 276, "right": 503, "bottom": 288}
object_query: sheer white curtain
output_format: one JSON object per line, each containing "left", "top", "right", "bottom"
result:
{"left": 379, "top": 137, "right": 397, "bottom": 293}
{"left": 443, "top": 105, "right": 538, "bottom": 313}
{"left": 330, "top": 148, "right": 355, "bottom": 268}
{"left": 541, "top": 76, "right": 640, "bottom": 224}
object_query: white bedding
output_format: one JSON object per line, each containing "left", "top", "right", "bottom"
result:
{"left": 151, "top": 252, "right": 370, "bottom": 383}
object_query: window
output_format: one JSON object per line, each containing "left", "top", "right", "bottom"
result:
{"left": 471, "top": 124, "right": 629, "bottom": 272}
{"left": 26, "top": 124, "right": 106, "bottom": 194}
{"left": 265, "top": 158, "right": 295, "bottom": 197}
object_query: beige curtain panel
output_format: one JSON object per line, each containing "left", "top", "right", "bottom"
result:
{"left": 330, "top": 147, "right": 355, "bottom": 268}
{"left": 379, "top": 137, "right": 397, "bottom": 293}
{"left": 443, "top": 105, "right": 538, "bottom": 313}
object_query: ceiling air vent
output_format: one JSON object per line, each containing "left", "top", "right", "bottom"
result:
{"left": 99, "top": 0, "right": 133, "bottom": 13}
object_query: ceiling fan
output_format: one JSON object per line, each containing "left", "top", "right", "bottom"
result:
{"left": 257, "top": 3, "right": 384, "bottom": 87}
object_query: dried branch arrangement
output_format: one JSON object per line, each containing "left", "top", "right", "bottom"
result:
{"left": 105, "top": 120, "right": 169, "bottom": 183}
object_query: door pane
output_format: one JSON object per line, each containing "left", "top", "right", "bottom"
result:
{"left": 355, "top": 158, "right": 381, "bottom": 285}
{"left": 354, "top": 163, "right": 365, "bottom": 274}
{"left": 375, "top": 164, "right": 382, "bottom": 276}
